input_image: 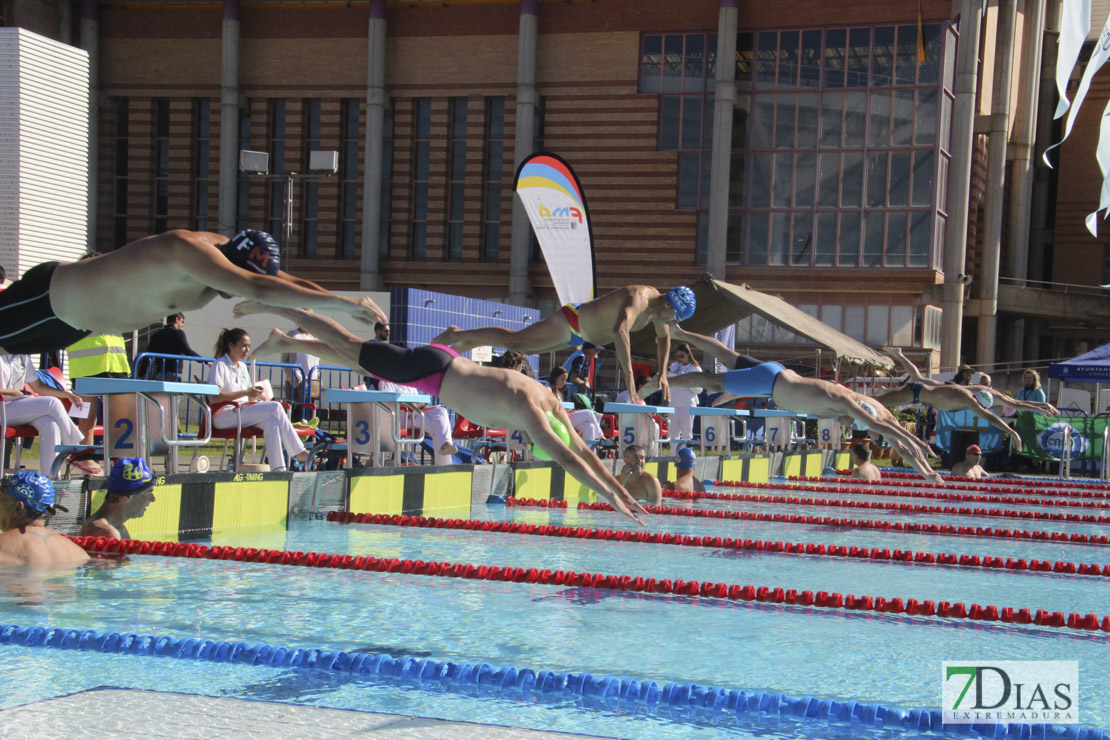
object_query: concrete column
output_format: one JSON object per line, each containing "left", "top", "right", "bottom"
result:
{"left": 1002, "top": 0, "right": 1047, "bottom": 364}
{"left": 1027, "top": 0, "right": 1062, "bottom": 362}
{"left": 940, "top": 0, "right": 984, "bottom": 371}
{"left": 975, "top": 0, "right": 1018, "bottom": 368}
{"left": 705, "top": 0, "right": 738, "bottom": 280}
{"left": 359, "top": 0, "right": 387, "bottom": 290}
{"left": 509, "top": 0, "right": 538, "bottom": 305}
{"left": 80, "top": 0, "right": 97, "bottom": 248}
{"left": 217, "top": 0, "right": 240, "bottom": 236}
{"left": 59, "top": 0, "right": 72, "bottom": 45}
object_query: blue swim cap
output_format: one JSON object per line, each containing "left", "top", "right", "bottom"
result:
{"left": 222, "top": 230, "right": 281, "bottom": 276}
{"left": 108, "top": 457, "right": 154, "bottom": 494}
{"left": 665, "top": 286, "right": 696, "bottom": 322}
{"left": 2, "top": 472, "right": 62, "bottom": 515}
{"left": 676, "top": 446, "right": 697, "bottom": 469}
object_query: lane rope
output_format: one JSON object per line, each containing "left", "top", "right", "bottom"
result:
{"left": 604, "top": 487, "right": 1110, "bottom": 525}
{"left": 3, "top": 621, "right": 1098, "bottom": 738}
{"left": 797, "top": 474, "right": 1110, "bottom": 501}
{"left": 67, "top": 536, "right": 1110, "bottom": 634}
{"left": 325, "top": 511, "right": 1110, "bottom": 578}
{"left": 720, "top": 480, "right": 1109, "bottom": 510}
{"left": 504, "top": 498, "right": 1110, "bottom": 547}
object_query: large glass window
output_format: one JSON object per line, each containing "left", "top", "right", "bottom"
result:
{"left": 380, "top": 100, "right": 394, "bottom": 261}
{"left": 302, "top": 99, "right": 321, "bottom": 257}
{"left": 236, "top": 101, "right": 252, "bottom": 232}
{"left": 410, "top": 98, "right": 431, "bottom": 261}
{"left": 482, "top": 97, "right": 506, "bottom": 263}
{"left": 267, "top": 100, "right": 287, "bottom": 244}
{"left": 153, "top": 99, "right": 170, "bottom": 234}
{"left": 113, "top": 98, "right": 129, "bottom": 248}
{"left": 642, "top": 22, "right": 950, "bottom": 270}
{"left": 529, "top": 96, "right": 546, "bottom": 264}
{"left": 445, "top": 98, "right": 467, "bottom": 262}
{"left": 192, "top": 99, "right": 211, "bottom": 231}
{"left": 339, "top": 99, "right": 360, "bottom": 260}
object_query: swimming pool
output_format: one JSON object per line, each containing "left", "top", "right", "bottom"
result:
{"left": 1, "top": 477, "right": 1107, "bottom": 738}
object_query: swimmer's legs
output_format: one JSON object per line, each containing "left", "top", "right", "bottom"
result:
{"left": 640, "top": 371, "right": 725, "bottom": 398}
{"left": 882, "top": 346, "right": 928, "bottom": 384}
{"left": 432, "top": 312, "right": 572, "bottom": 353}
{"left": 670, "top": 325, "right": 740, "bottom": 370}
{"left": 237, "top": 302, "right": 366, "bottom": 370}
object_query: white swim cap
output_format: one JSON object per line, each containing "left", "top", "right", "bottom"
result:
{"left": 975, "top": 390, "right": 994, "bottom": 408}
{"left": 853, "top": 400, "right": 878, "bottom": 431}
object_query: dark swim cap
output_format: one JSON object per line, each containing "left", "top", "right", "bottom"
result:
{"left": 222, "top": 230, "right": 281, "bottom": 276}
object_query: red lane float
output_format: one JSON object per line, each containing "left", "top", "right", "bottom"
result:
{"left": 68, "top": 533, "right": 1110, "bottom": 635}
{"left": 326, "top": 510, "right": 1110, "bottom": 578}
{"left": 832, "top": 471, "right": 1110, "bottom": 496}
{"left": 502, "top": 498, "right": 1110, "bottom": 546}
{"left": 702, "top": 480, "right": 1108, "bottom": 510}
{"left": 657, "top": 487, "right": 1110, "bottom": 524}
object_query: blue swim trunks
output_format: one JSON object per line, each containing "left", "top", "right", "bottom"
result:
{"left": 722, "top": 361, "right": 784, "bottom": 397}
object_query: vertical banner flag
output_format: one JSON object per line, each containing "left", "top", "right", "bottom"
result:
{"left": 1045, "top": 2, "right": 1106, "bottom": 166}
{"left": 1084, "top": 97, "right": 1110, "bottom": 236}
{"left": 713, "top": 324, "right": 736, "bottom": 374}
{"left": 1055, "top": 0, "right": 1092, "bottom": 119}
{"left": 514, "top": 153, "right": 597, "bottom": 306}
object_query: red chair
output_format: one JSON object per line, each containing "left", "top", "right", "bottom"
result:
{"left": 1, "top": 405, "right": 38, "bottom": 474}
{"left": 451, "top": 415, "right": 506, "bottom": 463}
{"left": 193, "top": 400, "right": 316, "bottom": 472}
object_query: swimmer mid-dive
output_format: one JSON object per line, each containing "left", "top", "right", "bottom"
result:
{"left": 639, "top": 327, "right": 943, "bottom": 483}
{"left": 0, "top": 229, "right": 387, "bottom": 355}
{"left": 882, "top": 347, "right": 1058, "bottom": 416}
{"left": 431, "top": 285, "right": 697, "bottom": 403}
{"left": 234, "top": 301, "right": 649, "bottom": 524}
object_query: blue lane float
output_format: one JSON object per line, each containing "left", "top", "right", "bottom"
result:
{"left": 1, "top": 622, "right": 1106, "bottom": 740}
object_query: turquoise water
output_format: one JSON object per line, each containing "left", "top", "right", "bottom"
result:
{"left": 0, "top": 484, "right": 1107, "bottom": 738}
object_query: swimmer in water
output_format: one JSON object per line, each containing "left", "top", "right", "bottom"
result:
{"left": 432, "top": 285, "right": 697, "bottom": 403}
{"left": 0, "top": 229, "right": 387, "bottom": 355}
{"left": 234, "top": 301, "right": 648, "bottom": 524}
{"left": 639, "top": 326, "right": 942, "bottom": 483}
{"left": 0, "top": 472, "right": 89, "bottom": 568}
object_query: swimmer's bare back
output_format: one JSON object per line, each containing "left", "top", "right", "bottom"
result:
{"left": 50, "top": 230, "right": 384, "bottom": 335}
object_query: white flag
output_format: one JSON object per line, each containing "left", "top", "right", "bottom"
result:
{"left": 1084, "top": 97, "right": 1110, "bottom": 235}
{"left": 1045, "top": 5, "right": 1110, "bottom": 166}
{"left": 1055, "top": 0, "right": 1092, "bottom": 118}
{"left": 713, "top": 324, "right": 736, "bottom": 374}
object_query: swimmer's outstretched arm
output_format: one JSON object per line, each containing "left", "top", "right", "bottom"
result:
{"left": 177, "top": 234, "right": 386, "bottom": 325}
{"left": 523, "top": 407, "right": 647, "bottom": 525}
{"left": 966, "top": 384, "right": 1058, "bottom": 416}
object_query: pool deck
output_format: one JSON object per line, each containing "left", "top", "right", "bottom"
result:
{"left": 0, "top": 688, "right": 608, "bottom": 739}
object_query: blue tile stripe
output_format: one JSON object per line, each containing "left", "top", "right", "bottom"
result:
{"left": 1, "top": 623, "right": 1103, "bottom": 739}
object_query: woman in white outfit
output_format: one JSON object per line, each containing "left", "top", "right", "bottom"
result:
{"left": 1, "top": 353, "right": 90, "bottom": 478}
{"left": 668, "top": 343, "right": 702, "bottom": 441}
{"left": 208, "top": 328, "right": 308, "bottom": 472}
{"left": 548, "top": 367, "right": 602, "bottom": 442}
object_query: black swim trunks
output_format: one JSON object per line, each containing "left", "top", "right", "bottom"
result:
{"left": 733, "top": 353, "right": 763, "bottom": 370}
{"left": 0, "top": 262, "right": 91, "bottom": 354}
{"left": 357, "top": 341, "right": 460, "bottom": 397}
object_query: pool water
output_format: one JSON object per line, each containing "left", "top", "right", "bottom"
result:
{"left": 0, "top": 482, "right": 1107, "bottom": 738}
